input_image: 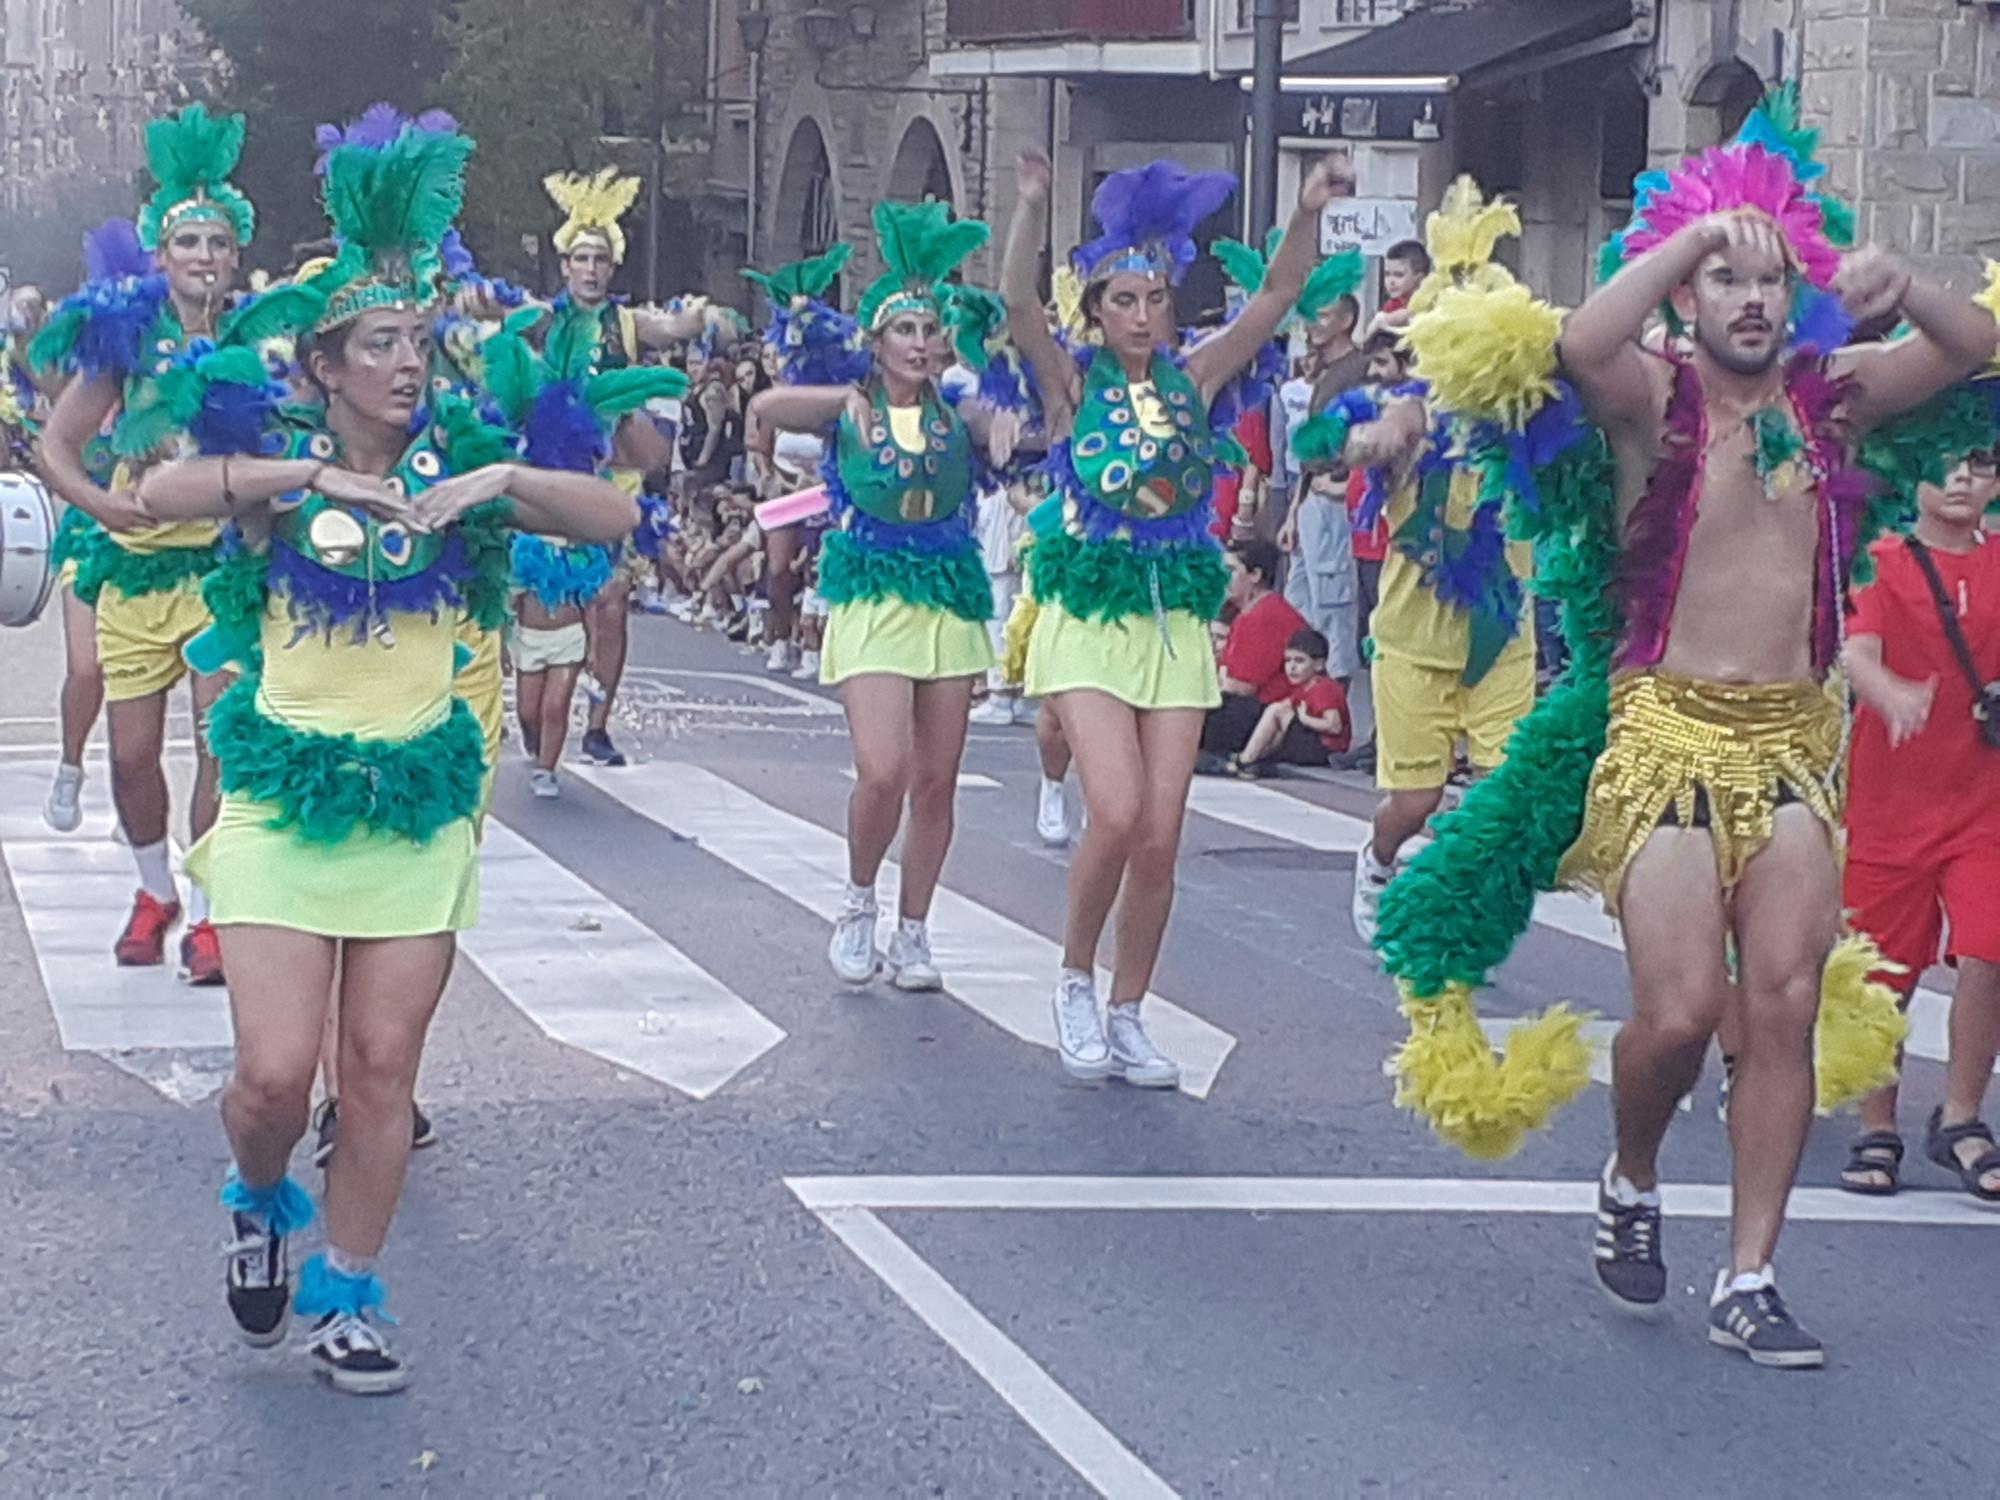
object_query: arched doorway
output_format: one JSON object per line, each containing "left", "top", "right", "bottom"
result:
{"left": 1688, "top": 59, "right": 1764, "bottom": 150}
{"left": 774, "top": 119, "right": 840, "bottom": 278}
{"left": 887, "top": 118, "right": 955, "bottom": 208}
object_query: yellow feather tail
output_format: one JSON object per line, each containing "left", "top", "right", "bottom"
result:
{"left": 1815, "top": 931, "right": 1909, "bottom": 1114}
{"left": 1001, "top": 583, "right": 1040, "bottom": 688}
{"left": 1391, "top": 986, "right": 1594, "bottom": 1161}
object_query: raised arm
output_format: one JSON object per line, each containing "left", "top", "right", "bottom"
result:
{"left": 137, "top": 455, "right": 394, "bottom": 522}
{"left": 1558, "top": 217, "right": 1746, "bottom": 429}
{"left": 746, "top": 385, "right": 852, "bottom": 451}
{"left": 1188, "top": 152, "right": 1354, "bottom": 400}
{"left": 35, "top": 374, "right": 145, "bottom": 530}
{"left": 1001, "top": 151, "right": 1080, "bottom": 433}
{"left": 634, "top": 298, "right": 725, "bottom": 351}
{"left": 1830, "top": 249, "right": 1998, "bottom": 433}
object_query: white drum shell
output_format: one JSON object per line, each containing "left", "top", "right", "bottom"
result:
{"left": 0, "top": 470, "right": 57, "bottom": 629}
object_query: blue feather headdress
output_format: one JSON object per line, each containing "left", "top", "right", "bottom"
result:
{"left": 1073, "top": 161, "right": 1237, "bottom": 287}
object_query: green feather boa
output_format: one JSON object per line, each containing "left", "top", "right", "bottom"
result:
{"left": 1025, "top": 528, "right": 1229, "bottom": 625}
{"left": 817, "top": 529, "right": 994, "bottom": 623}
{"left": 206, "top": 674, "right": 485, "bottom": 845}
{"left": 72, "top": 538, "right": 215, "bottom": 608}
{"left": 1853, "top": 383, "right": 2000, "bottom": 583}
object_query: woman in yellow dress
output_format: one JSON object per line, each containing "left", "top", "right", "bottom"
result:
{"left": 999, "top": 149, "right": 1351, "bottom": 1086}
{"left": 136, "top": 123, "right": 636, "bottom": 1395}
{"left": 746, "top": 200, "right": 1011, "bottom": 992}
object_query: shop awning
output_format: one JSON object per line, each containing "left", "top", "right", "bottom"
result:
{"left": 1273, "top": 0, "right": 1636, "bottom": 92}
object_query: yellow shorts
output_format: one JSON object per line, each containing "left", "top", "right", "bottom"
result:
{"left": 97, "top": 577, "right": 213, "bottom": 704}
{"left": 1373, "top": 649, "right": 1535, "bottom": 791}
{"left": 509, "top": 620, "right": 586, "bottom": 674}
{"left": 821, "top": 597, "right": 994, "bottom": 686}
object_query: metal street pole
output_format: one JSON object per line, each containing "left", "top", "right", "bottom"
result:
{"left": 646, "top": 0, "right": 667, "bottom": 305}
{"left": 746, "top": 48, "right": 762, "bottom": 265}
{"left": 1249, "top": 0, "right": 1283, "bottom": 237}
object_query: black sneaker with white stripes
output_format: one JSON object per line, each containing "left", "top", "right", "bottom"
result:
{"left": 1708, "top": 1273, "right": 1825, "bottom": 1369}
{"left": 224, "top": 1212, "right": 292, "bottom": 1347}
{"left": 306, "top": 1312, "right": 410, "bottom": 1395}
{"left": 1593, "top": 1171, "right": 1666, "bottom": 1314}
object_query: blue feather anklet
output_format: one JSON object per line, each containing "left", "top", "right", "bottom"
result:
{"left": 296, "top": 1254, "right": 396, "bottom": 1323}
{"left": 219, "top": 1168, "right": 316, "bottom": 1236}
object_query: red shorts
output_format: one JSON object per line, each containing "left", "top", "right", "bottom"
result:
{"left": 1844, "top": 846, "right": 2000, "bottom": 986}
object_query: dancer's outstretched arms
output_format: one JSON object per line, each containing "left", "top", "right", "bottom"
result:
{"left": 138, "top": 456, "right": 401, "bottom": 522}
{"left": 1000, "top": 151, "right": 1080, "bottom": 435}
{"left": 1831, "top": 249, "right": 1996, "bottom": 432}
{"left": 414, "top": 463, "right": 638, "bottom": 542}
{"left": 36, "top": 375, "right": 144, "bottom": 530}
{"left": 1188, "top": 152, "right": 1353, "bottom": 401}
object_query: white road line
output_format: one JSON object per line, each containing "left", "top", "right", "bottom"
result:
{"left": 803, "top": 1204, "right": 1176, "bottom": 1500}
{"left": 841, "top": 768, "right": 1001, "bottom": 791}
{"left": 0, "top": 764, "right": 230, "bottom": 1076}
{"left": 464, "top": 821, "right": 784, "bottom": 1099}
{"left": 787, "top": 1173, "right": 2000, "bottom": 1227}
{"left": 1192, "top": 779, "right": 1968, "bottom": 1067}
{"left": 628, "top": 666, "right": 845, "bottom": 716}
{"left": 569, "top": 761, "right": 1238, "bottom": 1098}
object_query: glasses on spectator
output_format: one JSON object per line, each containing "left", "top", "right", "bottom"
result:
{"left": 1967, "top": 454, "right": 2000, "bottom": 479}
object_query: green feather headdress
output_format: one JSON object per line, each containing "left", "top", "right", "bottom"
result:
{"left": 855, "top": 201, "right": 989, "bottom": 335}
{"left": 138, "top": 104, "right": 255, "bottom": 252}
{"left": 308, "top": 125, "right": 474, "bottom": 335}
{"left": 1213, "top": 227, "right": 1365, "bottom": 324}
{"left": 740, "top": 242, "right": 852, "bottom": 310}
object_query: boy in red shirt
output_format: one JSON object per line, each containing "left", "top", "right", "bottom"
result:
{"left": 1229, "top": 629, "right": 1350, "bottom": 777}
{"left": 1840, "top": 453, "right": 2000, "bottom": 1201}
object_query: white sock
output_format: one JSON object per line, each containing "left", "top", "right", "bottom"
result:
{"left": 1041, "top": 776, "right": 1065, "bottom": 796}
{"left": 897, "top": 916, "right": 925, "bottom": 940}
{"left": 131, "top": 839, "right": 177, "bottom": 904}
{"left": 186, "top": 885, "right": 210, "bottom": 925}
{"left": 1361, "top": 845, "right": 1396, "bottom": 881}
{"left": 1713, "top": 1264, "right": 1775, "bottom": 1303}
{"left": 843, "top": 879, "right": 875, "bottom": 913}
{"left": 1108, "top": 999, "right": 1141, "bottom": 1020}
{"left": 1602, "top": 1157, "right": 1661, "bottom": 1209}
{"left": 326, "top": 1245, "right": 376, "bottom": 1280}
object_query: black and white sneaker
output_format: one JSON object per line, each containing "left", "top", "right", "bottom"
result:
{"left": 1593, "top": 1164, "right": 1666, "bottom": 1315}
{"left": 224, "top": 1212, "right": 291, "bottom": 1347}
{"left": 313, "top": 1099, "right": 438, "bottom": 1168}
{"left": 305, "top": 1312, "right": 410, "bottom": 1395}
{"left": 1708, "top": 1269, "right": 1825, "bottom": 1369}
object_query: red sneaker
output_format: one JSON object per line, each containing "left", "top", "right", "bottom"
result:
{"left": 180, "top": 920, "right": 227, "bottom": 987}
{"left": 114, "top": 890, "right": 181, "bottom": 967}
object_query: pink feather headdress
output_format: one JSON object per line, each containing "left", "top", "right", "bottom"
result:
{"left": 1615, "top": 144, "right": 1840, "bottom": 289}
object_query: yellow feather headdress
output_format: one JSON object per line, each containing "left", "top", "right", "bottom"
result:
{"left": 545, "top": 167, "right": 643, "bottom": 264}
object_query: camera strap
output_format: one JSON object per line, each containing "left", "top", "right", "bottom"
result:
{"left": 1904, "top": 538, "right": 1991, "bottom": 712}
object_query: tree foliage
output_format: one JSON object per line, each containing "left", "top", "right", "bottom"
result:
{"left": 179, "top": 0, "right": 454, "bottom": 267}
{"left": 441, "top": 0, "right": 708, "bottom": 287}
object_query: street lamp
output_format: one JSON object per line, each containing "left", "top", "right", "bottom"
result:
{"left": 799, "top": 6, "right": 844, "bottom": 55}
{"left": 737, "top": 5, "right": 772, "bottom": 56}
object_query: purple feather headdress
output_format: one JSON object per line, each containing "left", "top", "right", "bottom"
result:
{"left": 1073, "top": 161, "right": 1237, "bottom": 287}
{"left": 314, "top": 102, "right": 459, "bottom": 174}
{"left": 84, "top": 219, "right": 150, "bottom": 284}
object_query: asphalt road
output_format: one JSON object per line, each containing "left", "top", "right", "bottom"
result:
{"left": 1, "top": 604, "right": 1994, "bottom": 1499}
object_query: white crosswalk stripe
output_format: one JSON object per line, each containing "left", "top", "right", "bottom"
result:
{"left": 1189, "top": 776, "right": 1975, "bottom": 1071}
{"left": 463, "top": 820, "right": 784, "bottom": 1099}
{"left": 570, "top": 760, "right": 1240, "bottom": 1098}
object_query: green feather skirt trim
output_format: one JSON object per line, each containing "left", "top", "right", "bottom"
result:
{"left": 72, "top": 538, "right": 215, "bottom": 608}
{"left": 1024, "top": 529, "right": 1229, "bottom": 625}
{"left": 817, "top": 529, "right": 993, "bottom": 623}
{"left": 206, "top": 676, "right": 486, "bottom": 846}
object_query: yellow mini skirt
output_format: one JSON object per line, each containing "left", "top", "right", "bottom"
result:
{"left": 821, "top": 596, "right": 994, "bottom": 685}
{"left": 1023, "top": 600, "right": 1220, "bottom": 711}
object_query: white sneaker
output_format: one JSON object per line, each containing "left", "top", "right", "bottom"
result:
{"left": 1036, "top": 778, "right": 1071, "bottom": 847}
{"left": 765, "top": 640, "right": 799, "bottom": 674}
{"left": 884, "top": 920, "right": 943, "bottom": 991}
{"left": 828, "top": 892, "right": 879, "bottom": 984}
{"left": 968, "top": 696, "right": 1015, "bottom": 726}
{"left": 529, "top": 768, "right": 561, "bottom": 799}
{"left": 1351, "top": 843, "right": 1394, "bottom": 944}
{"left": 1052, "top": 968, "right": 1112, "bottom": 1079}
{"left": 669, "top": 599, "right": 699, "bottom": 623}
{"left": 1106, "top": 1002, "right": 1181, "bottom": 1089}
{"left": 43, "top": 764, "right": 84, "bottom": 833}
{"left": 1011, "top": 698, "right": 1038, "bottom": 725}
{"left": 792, "top": 650, "right": 821, "bottom": 680}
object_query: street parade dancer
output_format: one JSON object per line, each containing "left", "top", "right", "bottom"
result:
{"left": 539, "top": 167, "right": 717, "bottom": 769}
{"left": 31, "top": 105, "right": 262, "bottom": 981}
{"left": 136, "top": 119, "right": 638, "bottom": 1393}
{"left": 1342, "top": 90, "right": 1995, "bottom": 1368}
{"left": 745, "top": 198, "right": 1004, "bottom": 991}
{"left": 998, "top": 147, "right": 1352, "bottom": 1086}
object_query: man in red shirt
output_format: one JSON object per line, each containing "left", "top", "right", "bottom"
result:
{"left": 1199, "top": 539, "right": 1308, "bottom": 763}
{"left": 1840, "top": 453, "right": 2000, "bottom": 1201}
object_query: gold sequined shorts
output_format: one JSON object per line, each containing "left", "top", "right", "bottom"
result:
{"left": 1558, "top": 670, "right": 1843, "bottom": 915}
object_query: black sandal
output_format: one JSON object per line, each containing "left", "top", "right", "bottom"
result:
{"left": 1924, "top": 1107, "right": 2000, "bottom": 1203}
{"left": 1839, "top": 1130, "right": 1905, "bottom": 1196}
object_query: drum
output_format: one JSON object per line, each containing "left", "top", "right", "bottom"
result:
{"left": 0, "top": 470, "right": 56, "bottom": 628}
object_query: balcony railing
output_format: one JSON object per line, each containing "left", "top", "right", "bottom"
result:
{"left": 944, "top": 0, "right": 1196, "bottom": 45}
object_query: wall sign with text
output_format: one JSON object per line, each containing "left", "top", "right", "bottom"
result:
{"left": 1278, "top": 91, "right": 1443, "bottom": 143}
{"left": 1318, "top": 199, "right": 1421, "bottom": 257}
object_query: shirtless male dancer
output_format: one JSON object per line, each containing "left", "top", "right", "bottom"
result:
{"left": 1557, "top": 207, "right": 1994, "bottom": 1365}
